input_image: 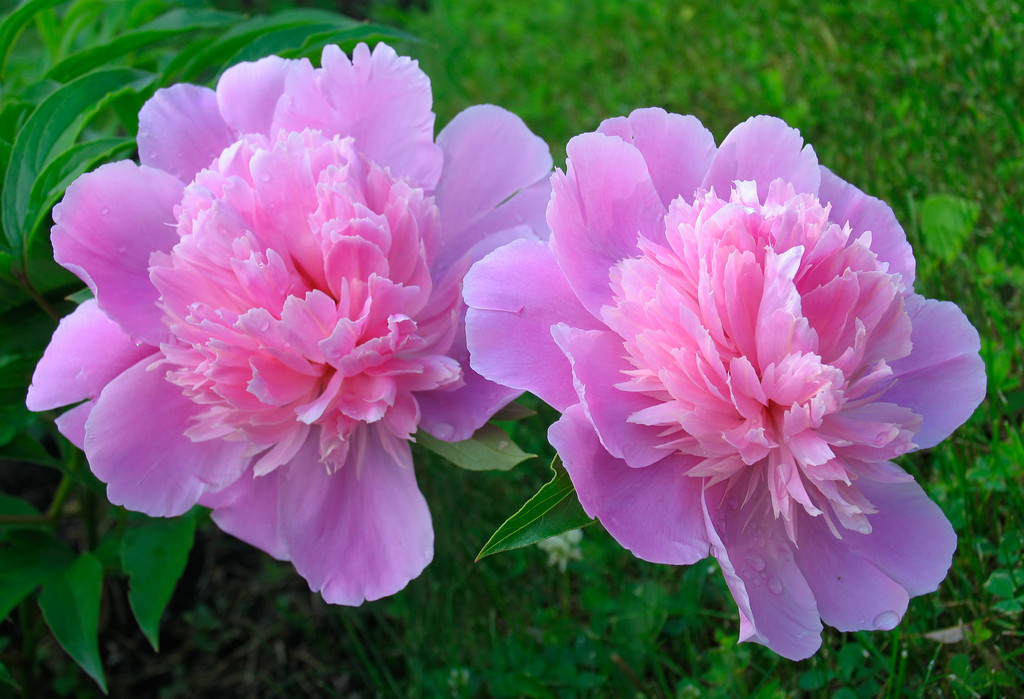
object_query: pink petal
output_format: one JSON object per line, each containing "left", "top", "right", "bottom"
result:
{"left": 841, "top": 477, "right": 956, "bottom": 597}
{"left": 886, "top": 295, "right": 986, "bottom": 449}
{"left": 818, "top": 166, "right": 916, "bottom": 285}
{"left": 274, "top": 43, "right": 442, "bottom": 186}
{"left": 433, "top": 105, "right": 552, "bottom": 268}
{"left": 792, "top": 510, "right": 910, "bottom": 632}
{"left": 417, "top": 329, "right": 520, "bottom": 442}
{"left": 464, "top": 239, "right": 602, "bottom": 411}
{"left": 550, "top": 404, "right": 708, "bottom": 565}
{"left": 85, "top": 357, "right": 249, "bottom": 516}
{"left": 278, "top": 424, "right": 432, "bottom": 605}
{"left": 138, "top": 84, "right": 236, "bottom": 182}
{"left": 548, "top": 131, "right": 666, "bottom": 316}
{"left": 702, "top": 483, "right": 823, "bottom": 660}
{"left": 551, "top": 325, "right": 667, "bottom": 467}
{"left": 216, "top": 55, "right": 296, "bottom": 136}
{"left": 27, "top": 299, "right": 152, "bottom": 411}
{"left": 702, "top": 116, "right": 820, "bottom": 203}
{"left": 51, "top": 161, "right": 184, "bottom": 345}
{"left": 55, "top": 401, "right": 91, "bottom": 450}
{"left": 597, "top": 107, "right": 717, "bottom": 208}
{"left": 201, "top": 467, "right": 288, "bottom": 560}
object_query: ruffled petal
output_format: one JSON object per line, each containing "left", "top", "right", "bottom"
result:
{"left": 27, "top": 299, "right": 152, "bottom": 411}
{"left": 818, "top": 166, "right": 916, "bottom": 285}
{"left": 886, "top": 295, "right": 986, "bottom": 449}
{"left": 548, "top": 131, "right": 666, "bottom": 316}
{"left": 216, "top": 55, "right": 296, "bottom": 136}
{"left": 792, "top": 509, "right": 909, "bottom": 632}
{"left": 433, "top": 104, "right": 552, "bottom": 267}
{"left": 702, "top": 483, "right": 823, "bottom": 660}
{"left": 51, "top": 161, "right": 184, "bottom": 345}
{"left": 840, "top": 477, "right": 956, "bottom": 597}
{"left": 702, "top": 116, "right": 820, "bottom": 203}
{"left": 464, "top": 239, "right": 602, "bottom": 411}
{"left": 85, "top": 356, "right": 249, "bottom": 516}
{"left": 279, "top": 424, "right": 432, "bottom": 605}
{"left": 551, "top": 324, "right": 667, "bottom": 467}
{"left": 550, "top": 404, "right": 708, "bottom": 565}
{"left": 201, "top": 467, "right": 288, "bottom": 560}
{"left": 138, "top": 84, "right": 236, "bottom": 182}
{"left": 274, "top": 43, "right": 442, "bottom": 186}
{"left": 597, "top": 107, "right": 717, "bottom": 208}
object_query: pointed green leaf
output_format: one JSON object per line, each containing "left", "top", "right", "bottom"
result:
{"left": 0, "top": 530, "right": 75, "bottom": 621}
{"left": 121, "top": 510, "right": 198, "bottom": 651}
{"left": 0, "top": 0, "right": 65, "bottom": 78}
{"left": 417, "top": 423, "right": 534, "bottom": 472}
{"left": 0, "top": 658, "right": 16, "bottom": 688}
{"left": 476, "top": 456, "right": 594, "bottom": 560}
{"left": 44, "top": 8, "right": 241, "bottom": 83}
{"left": 38, "top": 552, "right": 106, "bottom": 693}
{"left": 2, "top": 67, "right": 154, "bottom": 258}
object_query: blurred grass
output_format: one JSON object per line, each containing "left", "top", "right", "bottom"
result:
{"left": 4, "top": 0, "right": 1022, "bottom": 696}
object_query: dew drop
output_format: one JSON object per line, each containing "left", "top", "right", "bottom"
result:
{"left": 767, "top": 576, "right": 783, "bottom": 595}
{"left": 432, "top": 423, "right": 454, "bottom": 441}
{"left": 872, "top": 611, "right": 900, "bottom": 631}
{"left": 260, "top": 172, "right": 272, "bottom": 183}
{"left": 745, "top": 553, "right": 766, "bottom": 572}
{"left": 100, "top": 207, "right": 110, "bottom": 215}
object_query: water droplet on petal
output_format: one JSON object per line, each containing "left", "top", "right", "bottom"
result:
{"left": 745, "top": 553, "right": 766, "bottom": 571}
{"left": 260, "top": 173, "right": 272, "bottom": 183}
{"left": 432, "top": 423, "right": 454, "bottom": 441}
{"left": 767, "top": 576, "right": 783, "bottom": 595}
{"left": 872, "top": 611, "right": 900, "bottom": 630}
{"left": 100, "top": 207, "right": 109, "bottom": 215}
{"left": 727, "top": 496, "right": 739, "bottom": 510}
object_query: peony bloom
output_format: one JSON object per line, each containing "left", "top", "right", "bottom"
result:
{"left": 464, "top": 109, "right": 985, "bottom": 659}
{"left": 27, "top": 43, "right": 552, "bottom": 604}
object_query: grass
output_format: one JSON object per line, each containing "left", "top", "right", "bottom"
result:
{"left": 2, "top": 0, "right": 1022, "bottom": 696}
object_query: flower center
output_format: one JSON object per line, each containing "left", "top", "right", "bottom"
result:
{"left": 151, "top": 130, "right": 462, "bottom": 475}
{"left": 604, "top": 179, "right": 921, "bottom": 540}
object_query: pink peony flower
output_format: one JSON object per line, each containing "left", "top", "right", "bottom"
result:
{"left": 464, "top": 109, "right": 986, "bottom": 659}
{"left": 27, "top": 43, "right": 553, "bottom": 604}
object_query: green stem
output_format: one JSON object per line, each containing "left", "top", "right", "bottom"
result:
{"left": 45, "top": 474, "right": 73, "bottom": 520}
{"left": 11, "top": 265, "right": 60, "bottom": 322}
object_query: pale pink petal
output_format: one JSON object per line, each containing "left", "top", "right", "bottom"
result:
{"left": 201, "top": 468, "right": 288, "bottom": 560}
{"left": 702, "top": 484, "right": 823, "bottom": 660}
{"left": 55, "top": 401, "right": 91, "bottom": 450}
{"left": 417, "top": 329, "right": 520, "bottom": 442}
{"left": 279, "top": 424, "right": 432, "bottom": 604}
{"left": 433, "top": 104, "right": 552, "bottom": 266}
{"left": 886, "top": 295, "right": 986, "bottom": 449}
{"left": 792, "top": 509, "right": 909, "bottom": 632}
{"left": 464, "top": 239, "right": 602, "bottom": 411}
{"left": 85, "top": 357, "right": 249, "bottom": 516}
{"left": 548, "top": 131, "right": 666, "bottom": 316}
{"left": 138, "top": 84, "right": 236, "bottom": 181}
{"left": 216, "top": 55, "right": 296, "bottom": 136}
{"left": 550, "top": 405, "right": 708, "bottom": 565}
{"left": 27, "top": 299, "right": 152, "bottom": 411}
{"left": 551, "top": 325, "right": 668, "bottom": 468}
{"left": 702, "top": 116, "right": 820, "bottom": 203}
{"left": 51, "top": 161, "right": 184, "bottom": 345}
{"left": 598, "top": 107, "right": 717, "bottom": 208}
{"left": 841, "top": 477, "right": 956, "bottom": 597}
{"left": 274, "top": 43, "right": 442, "bottom": 186}
{"left": 818, "top": 166, "right": 916, "bottom": 285}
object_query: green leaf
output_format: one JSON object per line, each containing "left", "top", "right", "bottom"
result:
{"left": 417, "top": 423, "right": 534, "bottom": 472}
{"left": 121, "top": 510, "right": 198, "bottom": 651}
{"left": 0, "top": 0, "right": 65, "bottom": 78}
{"left": 984, "top": 569, "right": 1019, "bottom": 600}
{"left": 44, "top": 8, "right": 241, "bottom": 83}
{"left": 0, "top": 530, "right": 75, "bottom": 621}
{"left": 38, "top": 552, "right": 106, "bottom": 693}
{"left": 2, "top": 67, "right": 154, "bottom": 258}
{"left": 0, "top": 434, "right": 63, "bottom": 469}
{"left": 0, "top": 658, "right": 16, "bottom": 688}
{"left": 476, "top": 456, "right": 594, "bottom": 560}
{"left": 918, "top": 194, "right": 980, "bottom": 263}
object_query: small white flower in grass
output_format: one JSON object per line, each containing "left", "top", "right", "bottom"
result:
{"left": 537, "top": 529, "right": 584, "bottom": 571}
